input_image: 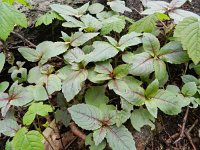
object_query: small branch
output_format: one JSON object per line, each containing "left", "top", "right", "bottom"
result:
{"left": 69, "top": 122, "right": 86, "bottom": 140}
{"left": 184, "top": 131, "right": 196, "bottom": 150}
{"left": 174, "top": 107, "right": 189, "bottom": 144}
{"left": 11, "top": 31, "right": 36, "bottom": 48}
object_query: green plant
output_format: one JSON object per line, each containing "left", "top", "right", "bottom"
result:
{"left": 0, "top": 0, "right": 200, "bottom": 149}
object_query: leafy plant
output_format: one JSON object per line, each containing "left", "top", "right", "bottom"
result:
{"left": 0, "top": 0, "right": 200, "bottom": 149}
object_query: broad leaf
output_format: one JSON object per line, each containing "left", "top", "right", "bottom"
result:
{"left": 62, "top": 70, "right": 88, "bottom": 102}
{"left": 0, "top": 2, "right": 27, "bottom": 40}
{"left": 68, "top": 104, "right": 103, "bottom": 130}
{"left": 12, "top": 128, "right": 44, "bottom": 150}
{"left": 145, "top": 79, "right": 159, "bottom": 98}
{"left": 113, "top": 64, "right": 130, "bottom": 79}
{"left": 93, "top": 127, "right": 108, "bottom": 145}
{"left": 0, "top": 118, "right": 20, "bottom": 137}
{"left": 85, "top": 134, "right": 106, "bottom": 150}
{"left": 158, "top": 41, "right": 190, "bottom": 64}
{"left": 124, "top": 52, "right": 154, "bottom": 76}
{"left": 23, "top": 102, "right": 53, "bottom": 125}
{"left": 88, "top": 3, "right": 104, "bottom": 14}
{"left": 94, "top": 61, "right": 113, "bottom": 75}
{"left": 18, "top": 48, "right": 41, "bottom": 62}
{"left": 181, "top": 82, "right": 197, "bottom": 96}
{"left": 174, "top": 17, "right": 200, "bottom": 64}
{"left": 181, "top": 75, "right": 199, "bottom": 84}
{"left": 107, "top": 0, "right": 132, "bottom": 13}
{"left": 85, "top": 86, "right": 109, "bottom": 107}
{"left": 85, "top": 41, "right": 118, "bottom": 63}
{"left": 131, "top": 109, "right": 155, "bottom": 131}
{"left": 0, "top": 81, "right": 9, "bottom": 92}
{"left": 64, "top": 47, "right": 85, "bottom": 64}
{"left": 153, "top": 59, "right": 168, "bottom": 82}
{"left": 0, "top": 53, "right": 5, "bottom": 72}
{"left": 106, "top": 125, "right": 136, "bottom": 150}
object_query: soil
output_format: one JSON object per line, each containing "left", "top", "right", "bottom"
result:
{"left": 1, "top": 0, "right": 200, "bottom": 150}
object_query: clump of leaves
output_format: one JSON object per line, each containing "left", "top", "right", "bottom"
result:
{"left": 0, "top": 0, "right": 200, "bottom": 150}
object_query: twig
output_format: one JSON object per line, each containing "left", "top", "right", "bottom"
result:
{"left": 69, "top": 122, "right": 86, "bottom": 140}
{"left": 187, "top": 119, "right": 198, "bottom": 133}
{"left": 64, "top": 137, "right": 78, "bottom": 149}
{"left": 11, "top": 31, "right": 36, "bottom": 48}
{"left": 184, "top": 131, "right": 196, "bottom": 150}
{"left": 174, "top": 107, "right": 189, "bottom": 144}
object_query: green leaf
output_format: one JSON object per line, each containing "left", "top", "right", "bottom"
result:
{"left": 145, "top": 90, "right": 183, "bottom": 117}
{"left": 85, "top": 86, "right": 109, "bottom": 107}
{"left": 107, "top": 0, "right": 132, "bottom": 13}
{"left": 55, "top": 108, "right": 71, "bottom": 127}
{"left": 106, "top": 125, "right": 136, "bottom": 150}
{"left": 88, "top": 3, "right": 104, "bottom": 14}
{"left": 50, "top": 4, "right": 78, "bottom": 17}
{"left": 131, "top": 109, "right": 155, "bottom": 131}
{"left": 85, "top": 41, "right": 118, "bottom": 63}
{"left": 153, "top": 59, "right": 168, "bottom": 82}
{"left": 94, "top": 60, "right": 113, "bottom": 75}
{"left": 113, "top": 64, "right": 130, "bottom": 79}
{"left": 70, "top": 32, "right": 99, "bottom": 47}
{"left": 181, "top": 75, "right": 199, "bottom": 84}
{"left": 18, "top": 47, "right": 41, "bottom": 62}
{"left": 158, "top": 41, "right": 190, "bottom": 64}
{"left": 85, "top": 134, "right": 106, "bottom": 150}
{"left": 142, "top": 33, "right": 160, "bottom": 55}
{"left": 12, "top": 128, "right": 44, "bottom": 150}
{"left": 93, "top": 127, "right": 108, "bottom": 145}
{"left": 5, "top": 140, "right": 13, "bottom": 150}
{"left": 64, "top": 47, "right": 85, "bottom": 64}
{"left": 118, "top": 32, "right": 142, "bottom": 51}
{"left": 124, "top": 52, "right": 154, "bottom": 76}
{"left": 113, "top": 110, "right": 131, "bottom": 127}
{"left": 145, "top": 79, "right": 159, "bottom": 98}
{"left": 129, "top": 14, "right": 158, "bottom": 33}
{"left": 0, "top": 52, "right": 5, "bottom": 72}
{"left": 62, "top": 70, "right": 88, "bottom": 102}
{"left": 23, "top": 102, "right": 53, "bottom": 125}
{"left": 189, "top": 63, "right": 200, "bottom": 75}
{"left": 88, "top": 69, "right": 112, "bottom": 83}
{"left": 0, "top": 118, "right": 20, "bottom": 136}
{"left": 181, "top": 82, "right": 197, "bottom": 96}
{"left": 68, "top": 104, "right": 103, "bottom": 130}
{"left": 0, "top": 81, "right": 9, "bottom": 92}
{"left": 0, "top": 2, "right": 27, "bottom": 40}
{"left": 174, "top": 17, "right": 200, "bottom": 64}
{"left": 28, "top": 85, "right": 48, "bottom": 101}
{"left": 101, "top": 16, "right": 126, "bottom": 35}
{"left": 45, "top": 74, "right": 62, "bottom": 95}
{"left": 166, "top": 85, "right": 180, "bottom": 94}
{"left": 27, "top": 66, "right": 43, "bottom": 84}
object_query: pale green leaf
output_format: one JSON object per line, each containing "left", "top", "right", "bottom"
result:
{"left": 118, "top": 32, "right": 142, "bottom": 51}
{"left": 131, "top": 109, "right": 155, "bottom": 131}
{"left": 50, "top": 4, "right": 77, "bottom": 16}
{"left": 88, "top": 3, "right": 104, "bottom": 14}
{"left": 101, "top": 16, "right": 126, "bottom": 35}
{"left": 106, "top": 125, "right": 136, "bottom": 150}
{"left": 107, "top": 0, "right": 132, "bottom": 13}
{"left": 159, "top": 41, "right": 190, "bottom": 64}
{"left": 174, "top": 17, "right": 200, "bottom": 64}
{"left": 181, "top": 75, "right": 199, "bottom": 84}
{"left": 85, "top": 86, "right": 109, "bottom": 107}
{"left": 0, "top": 2, "right": 27, "bottom": 40}
{"left": 113, "top": 64, "right": 130, "bottom": 79}
{"left": 166, "top": 85, "right": 180, "bottom": 94}
{"left": 85, "top": 41, "right": 118, "bottom": 63}
{"left": 181, "top": 82, "right": 197, "bottom": 96}
{"left": 12, "top": 128, "right": 44, "bottom": 150}
{"left": 62, "top": 70, "right": 88, "bottom": 102}
{"left": 153, "top": 59, "right": 168, "bottom": 82}
{"left": 94, "top": 60, "right": 113, "bottom": 74}
{"left": 105, "top": 36, "right": 118, "bottom": 46}
{"left": 18, "top": 47, "right": 41, "bottom": 62}
{"left": 145, "top": 79, "right": 159, "bottom": 98}
{"left": 45, "top": 74, "right": 61, "bottom": 95}
{"left": 88, "top": 69, "right": 111, "bottom": 83}
{"left": 85, "top": 134, "right": 106, "bottom": 150}
{"left": 28, "top": 66, "right": 43, "bottom": 84}
{"left": 0, "top": 118, "right": 20, "bottom": 136}
{"left": 0, "top": 81, "right": 9, "bottom": 92}
{"left": 23, "top": 102, "right": 53, "bottom": 125}
{"left": 64, "top": 47, "right": 85, "bottom": 64}
{"left": 142, "top": 33, "right": 160, "bottom": 55}
{"left": 0, "top": 52, "right": 5, "bottom": 72}
{"left": 70, "top": 32, "right": 99, "bottom": 47}
{"left": 28, "top": 85, "right": 48, "bottom": 101}
{"left": 68, "top": 104, "right": 103, "bottom": 130}
{"left": 93, "top": 127, "right": 107, "bottom": 145}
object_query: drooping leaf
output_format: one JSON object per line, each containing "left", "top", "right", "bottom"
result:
{"left": 88, "top": 3, "right": 104, "bottom": 14}
{"left": 107, "top": 0, "right": 132, "bottom": 13}
{"left": 85, "top": 41, "right": 118, "bottom": 63}
{"left": 68, "top": 104, "right": 103, "bottom": 130}
{"left": 0, "top": 53, "right": 5, "bottom": 72}
{"left": 131, "top": 109, "right": 155, "bottom": 131}
{"left": 106, "top": 125, "right": 136, "bottom": 150}
{"left": 62, "top": 70, "right": 88, "bottom": 102}
{"left": 85, "top": 86, "right": 109, "bottom": 107}
{"left": 0, "top": 2, "right": 27, "bottom": 40}
{"left": 23, "top": 102, "right": 53, "bottom": 125}
{"left": 158, "top": 41, "right": 190, "bottom": 64}
{"left": 174, "top": 17, "right": 200, "bottom": 64}
{"left": 12, "top": 128, "right": 44, "bottom": 150}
